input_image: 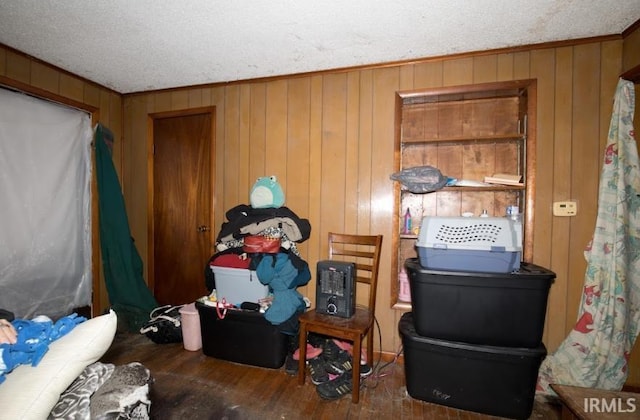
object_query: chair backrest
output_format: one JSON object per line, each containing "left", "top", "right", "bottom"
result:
{"left": 327, "top": 232, "right": 383, "bottom": 314}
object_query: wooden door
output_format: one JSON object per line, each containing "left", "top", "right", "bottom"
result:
{"left": 151, "top": 111, "right": 214, "bottom": 305}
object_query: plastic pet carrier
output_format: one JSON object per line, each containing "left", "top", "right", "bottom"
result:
{"left": 416, "top": 216, "right": 522, "bottom": 273}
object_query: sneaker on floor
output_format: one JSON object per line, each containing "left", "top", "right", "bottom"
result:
{"left": 316, "top": 372, "right": 353, "bottom": 400}
{"left": 308, "top": 356, "right": 330, "bottom": 385}
{"left": 284, "top": 353, "right": 298, "bottom": 376}
{"left": 325, "top": 349, "right": 353, "bottom": 375}
{"left": 321, "top": 337, "right": 343, "bottom": 361}
{"left": 359, "top": 363, "right": 372, "bottom": 378}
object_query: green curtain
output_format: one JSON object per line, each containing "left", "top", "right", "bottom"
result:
{"left": 95, "top": 124, "right": 158, "bottom": 331}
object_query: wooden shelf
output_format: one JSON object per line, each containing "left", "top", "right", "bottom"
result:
{"left": 441, "top": 185, "right": 525, "bottom": 192}
{"left": 402, "top": 133, "right": 524, "bottom": 145}
{"left": 392, "top": 301, "right": 412, "bottom": 311}
{"left": 391, "top": 79, "right": 536, "bottom": 310}
{"left": 400, "top": 234, "right": 418, "bottom": 239}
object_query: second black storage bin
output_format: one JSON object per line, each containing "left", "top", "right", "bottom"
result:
{"left": 400, "top": 312, "right": 546, "bottom": 420}
{"left": 405, "top": 258, "right": 555, "bottom": 348}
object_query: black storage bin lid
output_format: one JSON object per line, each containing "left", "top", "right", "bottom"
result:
{"left": 405, "top": 258, "right": 556, "bottom": 290}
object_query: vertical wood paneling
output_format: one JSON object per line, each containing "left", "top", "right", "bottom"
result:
{"left": 548, "top": 46, "right": 574, "bottom": 348}
{"left": 530, "top": 48, "right": 557, "bottom": 345}
{"left": 223, "top": 85, "right": 241, "bottom": 209}
{"left": 303, "top": 75, "right": 324, "bottom": 299}
{"left": 30, "top": 61, "right": 59, "bottom": 93}
{"left": 84, "top": 83, "right": 101, "bottom": 108}
{"left": 497, "top": 53, "right": 515, "bottom": 81}
{"left": 249, "top": 83, "right": 266, "bottom": 182}
{"left": 59, "top": 73, "right": 84, "bottom": 102}
{"left": 0, "top": 47, "right": 6, "bottom": 75}
{"left": 472, "top": 55, "right": 498, "bottom": 83}
{"left": 265, "top": 80, "right": 288, "bottom": 178}
{"left": 345, "top": 71, "right": 361, "bottom": 234}
{"left": 187, "top": 88, "right": 203, "bottom": 108}
{"left": 6, "top": 50, "right": 29, "bottom": 83}
{"left": 443, "top": 57, "right": 473, "bottom": 86}
{"left": 211, "top": 86, "right": 226, "bottom": 233}
{"left": 513, "top": 51, "right": 531, "bottom": 79}
{"left": 320, "top": 73, "right": 348, "bottom": 235}
{"left": 530, "top": 49, "right": 556, "bottom": 267}
{"left": 238, "top": 84, "right": 252, "bottom": 197}
{"left": 286, "top": 77, "right": 311, "bottom": 257}
{"left": 622, "top": 25, "right": 640, "bottom": 72}
{"left": 600, "top": 41, "right": 624, "bottom": 158}
{"left": 153, "top": 91, "right": 172, "bottom": 112}
{"left": 567, "top": 43, "right": 602, "bottom": 324}
{"left": 370, "top": 67, "right": 399, "bottom": 353}
{"left": 413, "top": 61, "right": 443, "bottom": 88}
{"left": 170, "top": 90, "right": 189, "bottom": 110}
{"left": 124, "top": 97, "right": 148, "bottom": 267}
{"left": 357, "top": 70, "right": 374, "bottom": 235}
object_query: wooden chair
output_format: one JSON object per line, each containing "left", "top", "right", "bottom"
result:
{"left": 297, "top": 232, "right": 383, "bottom": 403}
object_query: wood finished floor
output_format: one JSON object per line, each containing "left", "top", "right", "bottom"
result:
{"left": 100, "top": 331, "right": 562, "bottom": 420}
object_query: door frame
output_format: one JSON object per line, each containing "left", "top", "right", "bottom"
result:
{"left": 146, "top": 106, "right": 216, "bottom": 295}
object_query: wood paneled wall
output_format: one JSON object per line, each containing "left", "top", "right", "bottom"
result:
{"left": 2, "top": 25, "right": 639, "bottom": 385}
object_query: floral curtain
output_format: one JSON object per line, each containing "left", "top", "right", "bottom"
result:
{"left": 537, "top": 78, "right": 640, "bottom": 394}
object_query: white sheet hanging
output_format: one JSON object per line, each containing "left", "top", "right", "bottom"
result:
{"left": 0, "top": 88, "right": 92, "bottom": 319}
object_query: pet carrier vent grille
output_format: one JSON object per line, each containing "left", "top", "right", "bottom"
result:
{"left": 434, "top": 223, "right": 503, "bottom": 244}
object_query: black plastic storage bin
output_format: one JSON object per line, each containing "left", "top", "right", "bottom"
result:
{"left": 405, "top": 258, "right": 555, "bottom": 348}
{"left": 196, "top": 301, "right": 288, "bottom": 369}
{"left": 399, "top": 312, "right": 546, "bottom": 419}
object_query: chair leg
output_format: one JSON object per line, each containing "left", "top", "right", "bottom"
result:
{"left": 366, "top": 330, "right": 374, "bottom": 368}
{"left": 297, "top": 323, "right": 307, "bottom": 385}
{"left": 351, "top": 336, "right": 361, "bottom": 404}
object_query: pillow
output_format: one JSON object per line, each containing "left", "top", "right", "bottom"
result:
{"left": 0, "top": 310, "right": 117, "bottom": 420}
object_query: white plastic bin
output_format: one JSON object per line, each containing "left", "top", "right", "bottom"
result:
{"left": 210, "top": 266, "right": 269, "bottom": 305}
{"left": 179, "top": 302, "right": 202, "bottom": 351}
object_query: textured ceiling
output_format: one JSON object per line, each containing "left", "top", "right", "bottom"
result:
{"left": 1, "top": 1, "right": 639, "bottom": 94}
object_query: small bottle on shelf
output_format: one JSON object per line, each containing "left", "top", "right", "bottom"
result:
{"left": 403, "top": 208, "right": 412, "bottom": 234}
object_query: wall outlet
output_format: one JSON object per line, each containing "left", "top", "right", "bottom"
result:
{"left": 553, "top": 201, "right": 577, "bottom": 216}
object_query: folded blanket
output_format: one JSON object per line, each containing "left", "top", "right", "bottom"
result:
{"left": 90, "top": 362, "right": 152, "bottom": 419}
{"left": 48, "top": 361, "right": 152, "bottom": 420}
{"left": 48, "top": 362, "right": 115, "bottom": 419}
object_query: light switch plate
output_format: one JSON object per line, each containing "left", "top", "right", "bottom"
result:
{"left": 553, "top": 201, "right": 577, "bottom": 216}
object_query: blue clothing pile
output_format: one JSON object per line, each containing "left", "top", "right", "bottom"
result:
{"left": 0, "top": 313, "right": 86, "bottom": 384}
{"left": 256, "top": 253, "right": 311, "bottom": 327}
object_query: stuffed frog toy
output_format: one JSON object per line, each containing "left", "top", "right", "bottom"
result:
{"left": 250, "top": 176, "right": 285, "bottom": 209}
